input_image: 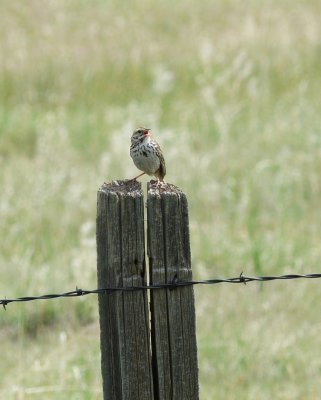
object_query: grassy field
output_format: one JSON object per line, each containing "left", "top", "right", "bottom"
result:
{"left": 1, "top": 0, "right": 321, "bottom": 398}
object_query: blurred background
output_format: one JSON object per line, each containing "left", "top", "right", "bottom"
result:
{"left": 1, "top": 0, "right": 321, "bottom": 398}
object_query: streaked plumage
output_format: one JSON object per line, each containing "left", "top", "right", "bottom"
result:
{"left": 130, "top": 127, "right": 166, "bottom": 181}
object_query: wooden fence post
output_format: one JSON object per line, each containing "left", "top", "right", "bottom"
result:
{"left": 96, "top": 180, "right": 153, "bottom": 400}
{"left": 147, "top": 182, "right": 199, "bottom": 400}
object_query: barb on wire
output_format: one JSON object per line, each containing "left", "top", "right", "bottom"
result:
{"left": 1, "top": 272, "right": 321, "bottom": 309}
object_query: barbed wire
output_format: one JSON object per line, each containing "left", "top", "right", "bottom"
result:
{"left": 1, "top": 272, "right": 320, "bottom": 310}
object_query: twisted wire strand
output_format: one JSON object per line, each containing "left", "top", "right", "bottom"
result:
{"left": 1, "top": 272, "right": 320, "bottom": 309}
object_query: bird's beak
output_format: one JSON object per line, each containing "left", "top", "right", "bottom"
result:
{"left": 144, "top": 129, "right": 151, "bottom": 136}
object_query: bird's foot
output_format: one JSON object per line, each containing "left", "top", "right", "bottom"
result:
{"left": 155, "top": 179, "right": 166, "bottom": 187}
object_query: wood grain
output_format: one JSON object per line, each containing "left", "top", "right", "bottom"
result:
{"left": 147, "top": 182, "right": 199, "bottom": 400}
{"left": 96, "top": 180, "right": 153, "bottom": 400}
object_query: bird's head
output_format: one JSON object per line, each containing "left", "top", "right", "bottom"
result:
{"left": 131, "top": 127, "right": 151, "bottom": 144}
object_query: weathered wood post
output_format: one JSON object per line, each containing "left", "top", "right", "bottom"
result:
{"left": 97, "top": 180, "right": 198, "bottom": 400}
{"left": 147, "top": 182, "right": 199, "bottom": 400}
{"left": 96, "top": 180, "right": 153, "bottom": 400}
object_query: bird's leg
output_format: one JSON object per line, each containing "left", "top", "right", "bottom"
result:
{"left": 131, "top": 171, "right": 146, "bottom": 181}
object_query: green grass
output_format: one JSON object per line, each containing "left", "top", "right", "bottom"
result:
{"left": 1, "top": 0, "right": 321, "bottom": 398}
